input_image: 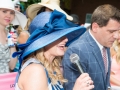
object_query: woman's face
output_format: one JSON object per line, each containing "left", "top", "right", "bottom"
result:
{"left": 0, "top": 8, "right": 15, "bottom": 27}
{"left": 44, "top": 36, "right": 68, "bottom": 60}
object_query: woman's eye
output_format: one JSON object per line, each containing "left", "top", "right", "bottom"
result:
{"left": 2, "top": 10, "right": 15, "bottom": 15}
{"left": 3, "top": 10, "right": 7, "bottom": 13}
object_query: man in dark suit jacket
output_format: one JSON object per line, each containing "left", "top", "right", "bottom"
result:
{"left": 62, "top": 4, "right": 120, "bottom": 90}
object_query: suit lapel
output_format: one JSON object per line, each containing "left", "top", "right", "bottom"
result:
{"left": 85, "top": 31, "right": 106, "bottom": 83}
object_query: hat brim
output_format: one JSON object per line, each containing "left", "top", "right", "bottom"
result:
{"left": 26, "top": 3, "right": 73, "bottom": 21}
{"left": 21, "top": 26, "right": 86, "bottom": 59}
{"left": 11, "top": 10, "right": 28, "bottom": 30}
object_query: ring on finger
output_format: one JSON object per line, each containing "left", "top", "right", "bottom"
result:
{"left": 86, "top": 81, "right": 90, "bottom": 86}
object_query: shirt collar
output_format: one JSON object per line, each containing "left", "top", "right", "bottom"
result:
{"left": 89, "top": 29, "right": 103, "bottom": 51}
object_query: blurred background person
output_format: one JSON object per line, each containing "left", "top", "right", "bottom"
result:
{"left": 13, "top": 0, "right": 30, "bottom": 44}
{"left": 70, "top": 14, "right": 80, "bottom": 25}
{"left": 15, "top": 1, "right": 21, "bottom": 12}
{"left": 110, "top": 30, "right": 120, "bottom": 90}
{"left": 11, "top": 0, "right": 29, "bottom": 72}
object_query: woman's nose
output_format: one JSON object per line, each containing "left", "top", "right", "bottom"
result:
{"left": 64, "top": 37, "right": 68, "bottom": 42}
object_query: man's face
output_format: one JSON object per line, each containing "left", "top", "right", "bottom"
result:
{"left": 93, "top": 19, "right": 120, "bottom": 47}
{"left": 15, "top": 5, "right": 20, "bottom": 12}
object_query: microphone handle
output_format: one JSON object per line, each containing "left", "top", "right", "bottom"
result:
{"left": 75, "top": 61, "right": 84, "bottom": 74}
{"left": 74, "top": 60, "right": 93, "bottom": 90}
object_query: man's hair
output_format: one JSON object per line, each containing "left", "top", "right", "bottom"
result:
{"left": 91, "top": 4, "right": 120, "bottom": 28}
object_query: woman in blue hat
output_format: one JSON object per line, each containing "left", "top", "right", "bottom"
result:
{"left": 14, "top": 10, "right": 94, "bottom": 90}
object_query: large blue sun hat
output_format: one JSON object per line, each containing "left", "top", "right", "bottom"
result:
{"left": 13, "top": 10, "right": 86, "bottom": 68}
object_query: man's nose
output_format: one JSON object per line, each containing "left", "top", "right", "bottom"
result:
{"left": 113, "top": 31, "right": 119, "bottom": 39}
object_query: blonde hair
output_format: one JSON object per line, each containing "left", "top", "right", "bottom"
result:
{"left": 17, "top": 18, "right": 31, "bottom": 35}
{"left": 112, "top": 40, "right": 120, "bottom": 63}
{"left": 25, "top": 48, "right": 67, "bottom": 84}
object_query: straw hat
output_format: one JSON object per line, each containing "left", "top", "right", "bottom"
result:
{"left": 13, "top": 10, "right": 86, "bottom": 66}
{"left": 26, "top": 0, "right": 73, "bottom": 21}
{"left": 0, "top": 0, "right": 27, "bottom": 30}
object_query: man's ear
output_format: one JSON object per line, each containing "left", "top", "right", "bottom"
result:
{"left": 92, "top": 22, "right": 99, "bottom": 33}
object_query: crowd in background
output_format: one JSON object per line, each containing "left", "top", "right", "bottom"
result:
{"left": 0, "top": 0, "right": 120, "bottom": 90}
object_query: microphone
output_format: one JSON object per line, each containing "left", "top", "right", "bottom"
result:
{"left": 70, "top": 53, "right": 92, "bottom": 88}
{"left": 70, "top": 53, "right": 84, "bottom": 74}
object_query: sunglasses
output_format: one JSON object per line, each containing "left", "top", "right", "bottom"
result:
{"left": 15, "top": 6, "right": 19, "bottom": 8}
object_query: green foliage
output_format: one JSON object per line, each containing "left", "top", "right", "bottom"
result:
{"left": 27, "top": 0, "right": 41, "bottom": 4}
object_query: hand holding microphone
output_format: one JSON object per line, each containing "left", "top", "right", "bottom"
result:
{"left": 70, "top": 53, "right": 94, "bottom": 90}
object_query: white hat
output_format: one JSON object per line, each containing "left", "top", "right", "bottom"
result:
{"left": 20, "top": 0, "right": 28, "bottom": 2}
{"left": 0, "top": 0, "right": 27, "bottom": 30}
{"left": 26, "top": 0, "right": 73, "bottom": 21}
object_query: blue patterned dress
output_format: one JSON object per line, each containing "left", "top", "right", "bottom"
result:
{"left": 15, "top": 58, "right": 64, "bottom": 90}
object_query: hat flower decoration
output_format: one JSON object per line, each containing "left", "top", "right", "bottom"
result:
{"left": 13, "top": 10, "right": 86, "bottom": 68}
